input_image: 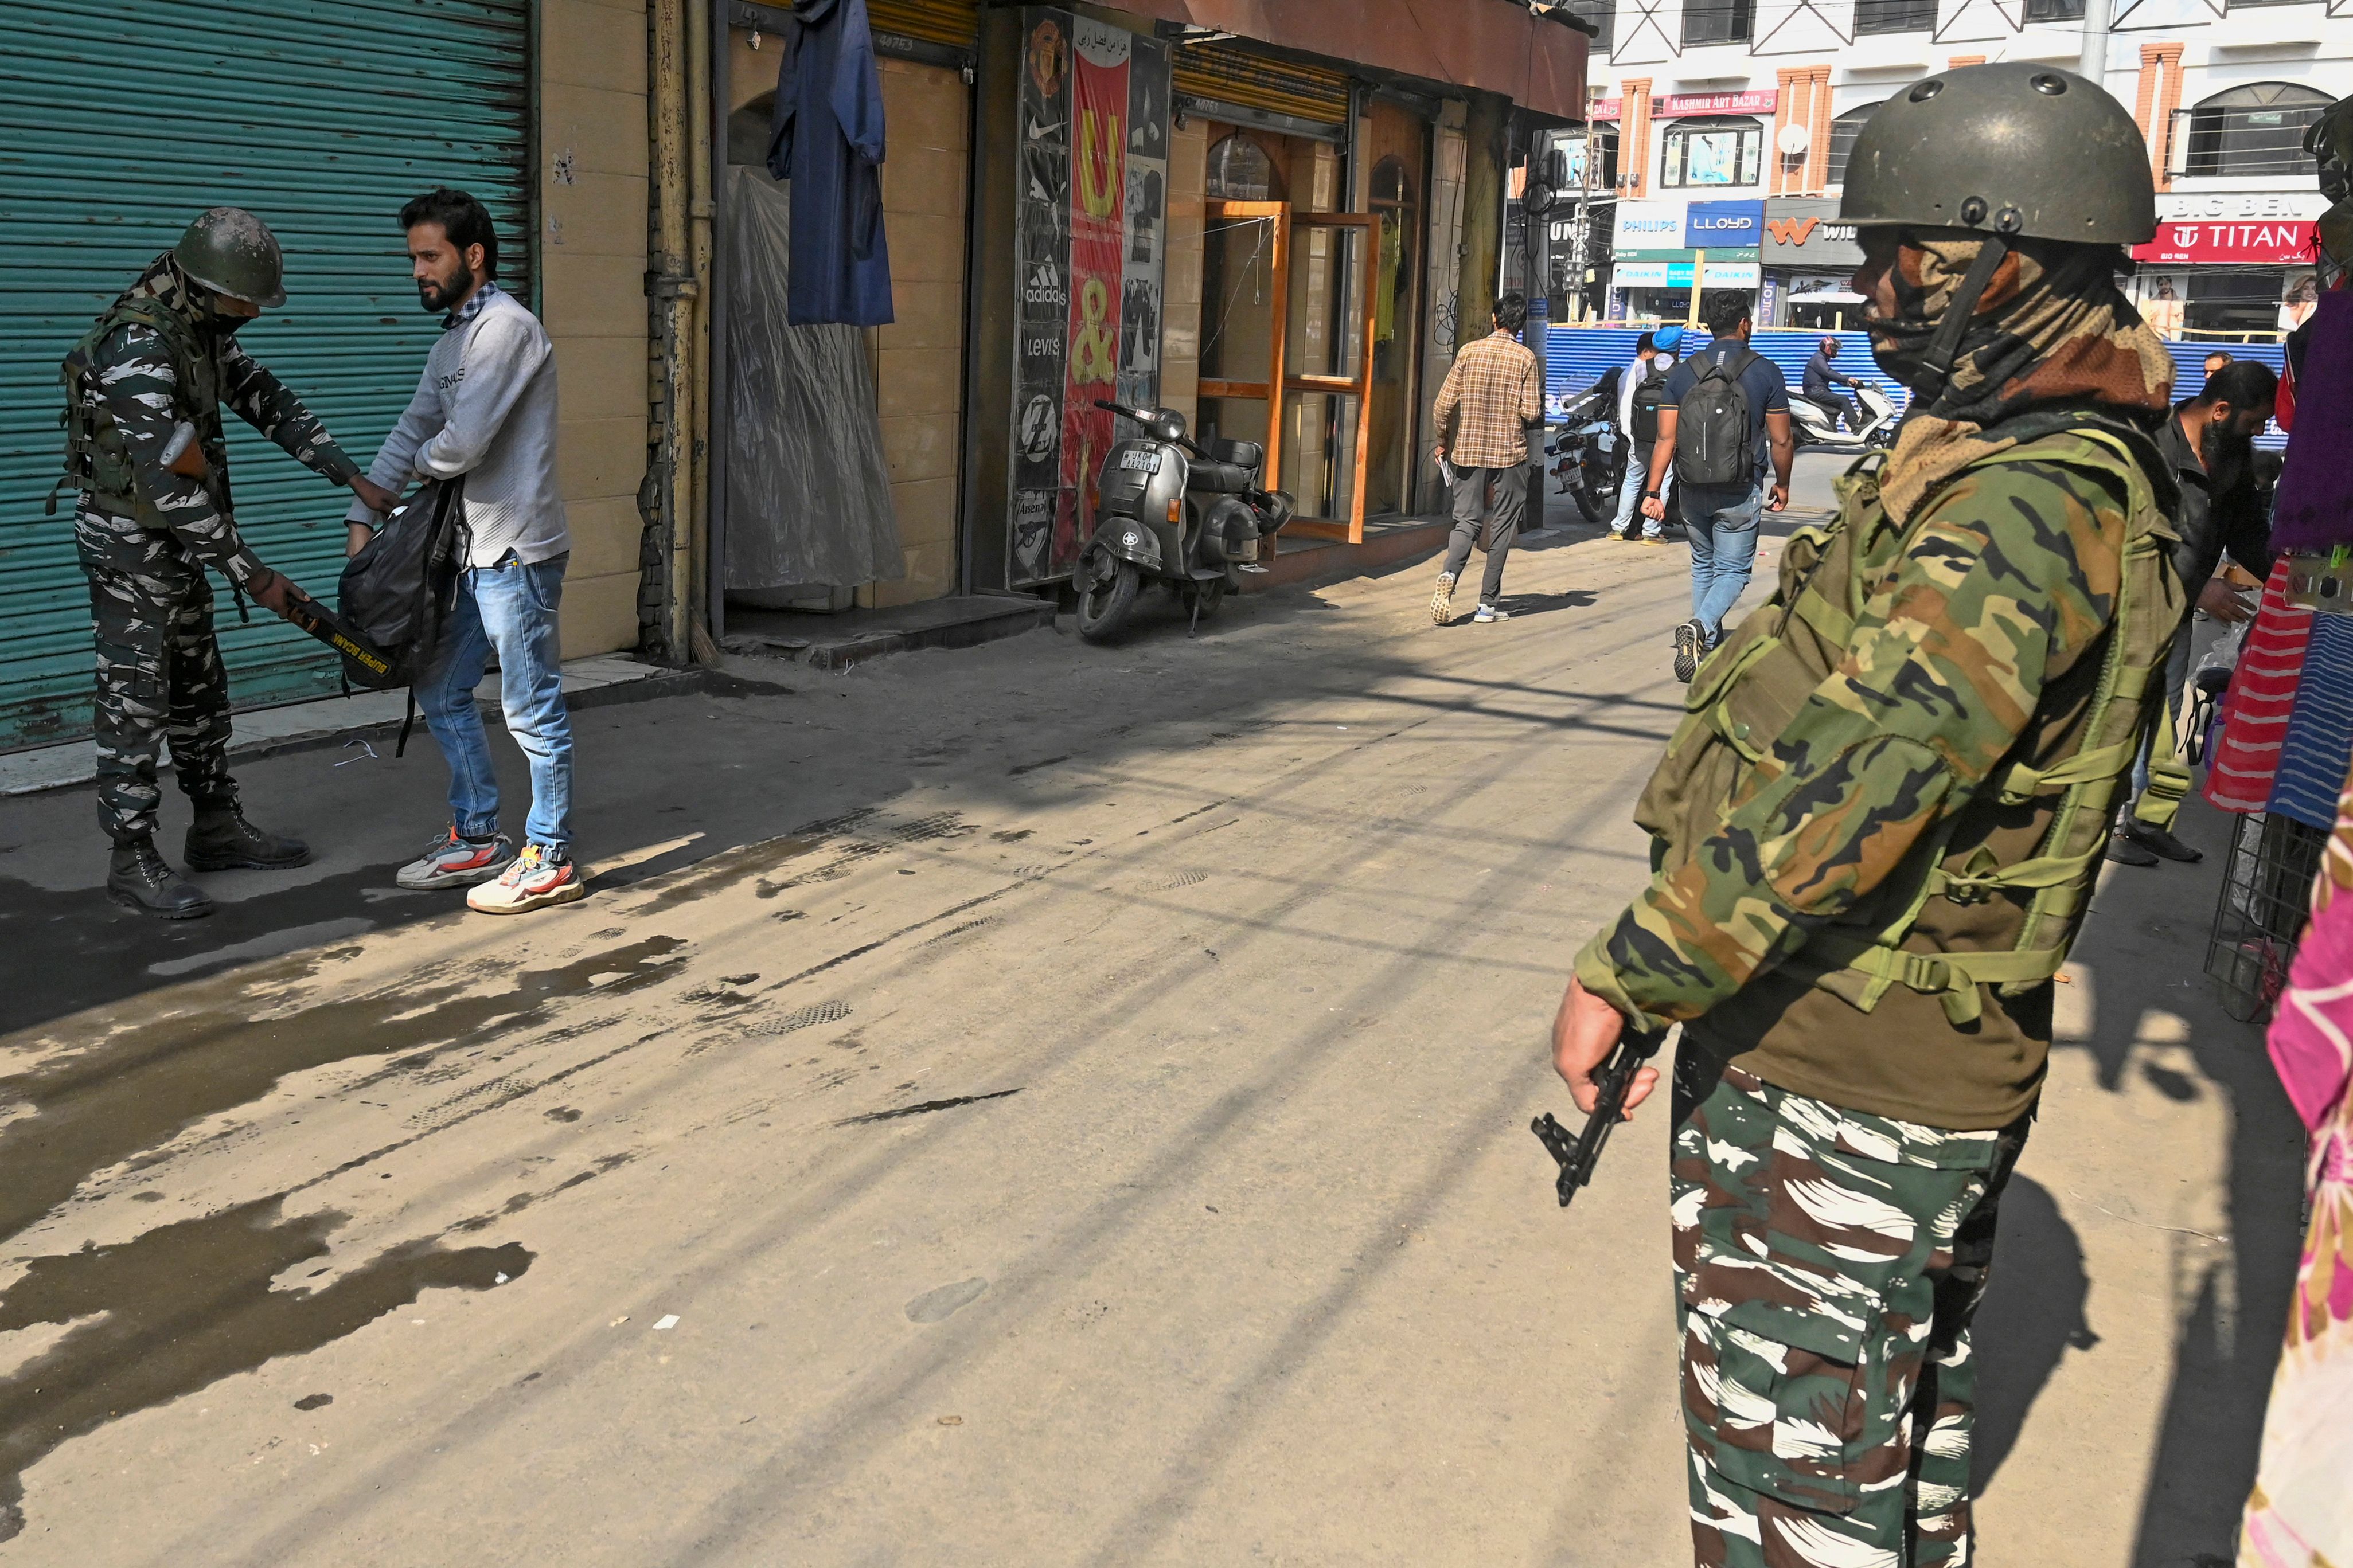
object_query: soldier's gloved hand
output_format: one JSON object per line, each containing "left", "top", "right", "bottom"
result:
{"left": 246, "top": 568, "right": 307, "bottom": 621}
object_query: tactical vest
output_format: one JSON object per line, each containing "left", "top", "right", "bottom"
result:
{"left": 53, "top": 295, "right": 228, "bottom": 525}
{"left": 1637, "top": 419, "right": 2183, "bottom": 1036}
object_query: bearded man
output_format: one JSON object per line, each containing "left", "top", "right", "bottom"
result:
{"left": 1548, "top": 65, "right": 2187, "bottom": 1566}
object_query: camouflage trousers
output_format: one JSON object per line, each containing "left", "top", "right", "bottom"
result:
{"left": 1671, "top": 1049, "right": 2030, "bottom": 1567}
{"left": 75, "top": 507, "right": 238, "bottom": 842}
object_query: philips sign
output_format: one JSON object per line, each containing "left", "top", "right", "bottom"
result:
{"left": 1683, "top": 201, "right": 1763, "bottom": 249}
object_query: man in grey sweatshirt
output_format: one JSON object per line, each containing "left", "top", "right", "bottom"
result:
{"left": 345, "top": 187, "right": 583, "bottom": 914}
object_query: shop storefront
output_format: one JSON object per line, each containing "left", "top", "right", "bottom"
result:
{"left": 1759, "top": 197, "right": 1865, "bottom": 330}
{"left": 1605, "top": 199, "right": 1760, "bottom": 323}
{"left": 2130, "top": 190, "right": 2327, "bottom": 341}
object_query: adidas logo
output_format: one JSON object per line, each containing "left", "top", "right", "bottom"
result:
{"left": 1025, "top": 260, "right": 1067, "bottom": 307}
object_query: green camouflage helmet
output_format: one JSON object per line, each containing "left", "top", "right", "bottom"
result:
{"left": 1841, "top": 63, "right": 2156, "bottom": 247}
{"left": 173, "top": 207, "right": 288, "bottom": 308}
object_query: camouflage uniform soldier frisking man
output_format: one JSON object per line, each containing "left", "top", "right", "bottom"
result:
{"left": 1547, "top": 67, "right": 2187, "bottom": 1565}
{"left": 58, "top": 208, "right": 400, "bottom": 918}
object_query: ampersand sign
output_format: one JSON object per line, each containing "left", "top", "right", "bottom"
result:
{"left": 1070, "top": 278, "right": 1117, "bottom": 385}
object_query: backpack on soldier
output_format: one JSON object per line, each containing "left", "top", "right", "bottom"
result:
{"left": 1628, "top": 361, "right": 1671, "bottom": 448}
{"left": 1672, "top": 348, "right": 1761, "bottom": 487}
{"left": 337, "top": 479, "right": 468, "bottom": 748}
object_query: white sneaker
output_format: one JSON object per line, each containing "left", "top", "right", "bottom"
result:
{"left": 466, "top": 843, "right": 587, "bottom": 914}
{"left": 1430, "top": 573, "right": 1458, "bottom": 625}
{"left": 396, "top": 827, "right": 515, "bottom": 890}
{"left": 1473, "top": 603, "right": 1509, "bottom": 623}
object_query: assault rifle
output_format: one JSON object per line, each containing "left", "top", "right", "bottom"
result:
{"left": 1531, "top": 1031, "right": 1660, "bottom": 1211}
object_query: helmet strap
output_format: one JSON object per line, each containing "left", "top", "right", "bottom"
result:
{"left": 1910, "top": 235, "right": 2011, "bottom": 408}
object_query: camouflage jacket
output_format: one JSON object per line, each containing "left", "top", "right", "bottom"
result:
{"left": 70, "top": 256, "right": 357, "bottom": 584}
{"left": 1575, "top": 424, "right": 2180, "bottom": 1129}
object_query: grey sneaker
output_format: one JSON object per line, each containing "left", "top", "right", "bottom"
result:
{"left": 397, "top": 827, "right": 517, "bottom": 890}
{"left": 1430, "top": 572, "right": 1458, "bottom": 625}
{"left": 1673, "top": 618, "right": 1707, "bottom": 684}
{"left": 1473, "top": 603, "right": 1509, "bottom": 623}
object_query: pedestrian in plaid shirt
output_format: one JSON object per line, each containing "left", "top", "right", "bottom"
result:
{"left": 1430, "top": 291, "right": 1541, "bottom": 625}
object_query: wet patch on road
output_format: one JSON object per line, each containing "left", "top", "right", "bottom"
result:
{"left": 0, "top": 1197, "right": 529, "bottom": 1542}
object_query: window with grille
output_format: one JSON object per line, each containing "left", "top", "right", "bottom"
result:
{"left": 1573, "top": 0, "right": 1615, "bottom": 54}
{"left": 2022, "top": 0, "right": 2084, "bottom": 19}
{"left": 1855, "top": 0, "right": 1935, "bottom": 32}
{"left": 1682, "top": 0, "right": 1754, "bottom": 47}
{"left": 2183, "top": 83, "right": 2331, "bottom": 178}
{"left": 1661, "top": 117, "right": 1763, "bottom": 189}
{"left": 1825, "top": 102, "right": 1884, "bottom": 187}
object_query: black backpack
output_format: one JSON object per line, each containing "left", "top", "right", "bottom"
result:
{"left": 1628, "top": 361, "right": 1671, "bottom": 447}
{"left": 1673, "top": 347, "right": 1761, "bottom": 488}
{"left": 337, "top": 479, "right": 468, "bottom": 745}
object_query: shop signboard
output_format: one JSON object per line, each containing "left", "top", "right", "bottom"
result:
{"left": 2133, "top": 218, "right": 2317, "bottom": 267}
{"left": 1612, "top": 198, "right": 1684, "bottom": 255}
{"left": 1612, "top": 259, "right": 1762, "bottom": 290}
{"left": 1587, "top": 89, "right": 1776, "bottom": 123}
{"left": 1761, "top": 197, "right": 1864, "bottom": 269}
{"left": 1684, "top": 200, "right": 1762, "bottom": 249}
{"left": 1007, "top": 8, "right": 1172, "bottom": 588}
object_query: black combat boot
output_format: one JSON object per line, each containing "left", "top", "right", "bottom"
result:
{"left": 108, "top": 838, "right": 214, "bottom": 919}
{"left": 184, "top": 801, "right": 312, "bottom": 871}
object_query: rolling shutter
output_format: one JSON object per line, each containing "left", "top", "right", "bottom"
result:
{"left": 1173, "top": 40, "right": 1351, "bottom": 135}
{"left": 866, "top": 0, "right": 980, "bottom": 49}
{"left": 0, "top": 0, "right": 531, "bottom": 752}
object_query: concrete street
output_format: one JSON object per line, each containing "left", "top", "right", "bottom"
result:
{"left": 0, "top": 453, "right": 2305, "bottom": 1566}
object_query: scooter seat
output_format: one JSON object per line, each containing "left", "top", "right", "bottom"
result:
{"left": 1207, "top": 437, "right": 1263, "bottom": 468}
{"left": 1185, "top": 460, "right": 1258, "bottom": 495}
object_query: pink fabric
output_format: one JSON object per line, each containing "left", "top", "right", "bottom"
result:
{"left": 2207, "top": 557, "right": 2316, "bottom": 814}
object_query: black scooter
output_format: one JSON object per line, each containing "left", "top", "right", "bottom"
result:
{"left": 1074, "top": 400, "right": 1294, "bottom": 644}
{"left": 1544, "top": 369, "right": 1626, "bottom": 529}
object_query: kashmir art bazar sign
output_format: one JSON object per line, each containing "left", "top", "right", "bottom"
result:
{"left": 1007, "top": 9, "right": 1172, "bottom": 588}
{"left": 1586, "top": 89, "right": 1776, "bottom": 122}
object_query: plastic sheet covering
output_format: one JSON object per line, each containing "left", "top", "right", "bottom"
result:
{"left": 724, "top": 166, "right": 904, "bottom": 591}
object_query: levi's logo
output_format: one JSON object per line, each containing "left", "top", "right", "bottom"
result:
{"left": 1766, "top": 217, "right": 1820, "bottom": 245}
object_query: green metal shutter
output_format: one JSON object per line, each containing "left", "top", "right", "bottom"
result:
{"left": 0, "top": 0, "right": 532, "bottom": 752}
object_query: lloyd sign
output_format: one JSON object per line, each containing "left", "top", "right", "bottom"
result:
{"left": 2133, "top": 219, "right": 2317, "bottom": 265}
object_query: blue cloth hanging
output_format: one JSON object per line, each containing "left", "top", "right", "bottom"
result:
{"left": 766, "top": 0, "right": 895, "bottom": 327}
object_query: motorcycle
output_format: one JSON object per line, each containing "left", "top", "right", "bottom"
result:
{"left": 1789, "top": 381, "right": 1901, "bottom": 453}
{"left": 1543, "top": 369, "right": 1626, "bottom": 528}
{"left": 1074, "top": 400, "right": 1295, "bottom": 644}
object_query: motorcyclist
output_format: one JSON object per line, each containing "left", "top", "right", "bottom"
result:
{"left": 1801, "top": 334, "right": 1868, "bottom": 430}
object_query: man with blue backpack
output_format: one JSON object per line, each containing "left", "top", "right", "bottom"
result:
{"left": 1641, "top": 292, "right": 1795, "bottom": 682}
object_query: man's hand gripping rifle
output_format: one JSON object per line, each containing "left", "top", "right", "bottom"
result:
{"left": 1531, "top": 1033, "right": 1658, "bottom": 1210}
{"left": 1534, "top": 977, "right": 1663, "bottom": 1211}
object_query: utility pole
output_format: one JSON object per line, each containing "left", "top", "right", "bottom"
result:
{"left": 1566, "top": 121, "right": 1596, "bottom": 323}
{"left": 1524, "top": 131, "right": 1557, "bottom": 535}
{"left": 2079, "top": 0, "right": 2115, "bottom": 87}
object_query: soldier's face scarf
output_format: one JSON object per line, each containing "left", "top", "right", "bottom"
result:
{"left": 1863, "top": 232, "right": 2175, "bottom": 519}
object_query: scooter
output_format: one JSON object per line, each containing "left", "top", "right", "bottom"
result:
{"left": 1789, "top": 381, "right": 1901, "bottom": 452}
{"left": 1074, "top": 400, "right": 1294, "bottom": 644}
{"left": 1543, "top": 370, "right": 1626, "bottom": 528}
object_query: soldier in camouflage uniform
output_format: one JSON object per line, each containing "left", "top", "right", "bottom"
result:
{"left": 1548, "top": 67, "right": 2187, "bottom": 1565}
{"left": 61, "top": 208, "right": 400, "bottom": 917}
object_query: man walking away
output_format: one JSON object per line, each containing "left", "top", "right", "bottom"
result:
{"left": 1643, "top": 291, "right": 1793, "bottom": 681}
{"left": 60, "top": 207, "right": 400, "bottom": 918}
{"left": 1802, "top": 334, "right": 1867, "bottom": 430}
{"left": 1430, "top": 291, "right": 1541, "bottom": 625}
{"left": 345, "top": 189, "right": 580, "bottom": 914}
{"left": 2110, "top": 358, "right": 2277, "bottom": 866}
{"left": 1555, "top": 64, "right": 2182, "bottom": 1567}
{"left": 1612, "top": 324, "right": 1681, "bottom": 543}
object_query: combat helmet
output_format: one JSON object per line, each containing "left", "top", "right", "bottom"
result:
{"left": 173, "top": 208, "right": 288, "bottom": 309}
{"left": 1837, "top": 64, "right": 2153, "bottom": 398}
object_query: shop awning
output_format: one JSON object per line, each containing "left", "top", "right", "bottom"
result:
{"left": 1106, "top": 1, "right": 1589, "bottom": 122}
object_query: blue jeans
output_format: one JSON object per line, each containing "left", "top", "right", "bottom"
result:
{"left": 416, "top": 552, "right": 574, "bottom": 849}
{"left": 1681, "top": 483, "right": 1763, "bottom": 642}
{"left": 1611, "top": 444, "right": 1672, "bottom": 538}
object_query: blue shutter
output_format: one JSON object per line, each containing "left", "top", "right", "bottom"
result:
{"left": 0, "top": 0, "right": 532, "bottom": 751}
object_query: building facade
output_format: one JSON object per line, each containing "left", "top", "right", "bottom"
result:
{"left": 1558, "top": 0, "right": 2350, "bottom": 335}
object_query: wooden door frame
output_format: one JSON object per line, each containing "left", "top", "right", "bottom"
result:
{"left": 1282, "top": 210, "right": 1379, "bottom": 545}
{"left": 1196, "top": 198, "right": 1292, "bottom": 487}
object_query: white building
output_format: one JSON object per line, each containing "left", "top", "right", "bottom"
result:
{"left": 1559, "top": 0, "right": 2350, "bottom": 338}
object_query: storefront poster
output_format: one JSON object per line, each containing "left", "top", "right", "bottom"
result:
{"left": 1007, "top": 9, "right": 1170, "bottom": 587}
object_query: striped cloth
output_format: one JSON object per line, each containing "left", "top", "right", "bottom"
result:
{"left": 2274, "top": 613, "right": 2353, "bottom": 830}
{"left": 2207, "top": 556, "right": 2316, "bottom": 814}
